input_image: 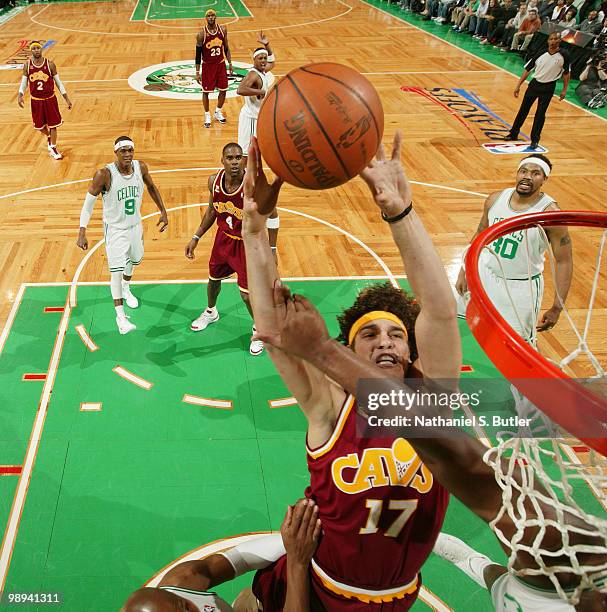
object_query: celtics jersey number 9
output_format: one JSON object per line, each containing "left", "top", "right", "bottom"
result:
{"left": 102, "top": 160, "right": 144, "bottom": 229}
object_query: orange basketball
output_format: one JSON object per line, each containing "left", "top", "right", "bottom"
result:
{"left": 257, "top": 63, "right": 384, "bottom": 190}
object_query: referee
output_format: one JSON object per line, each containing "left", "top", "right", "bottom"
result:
{"left": 505, "top": 31, "right": 570, "bottom": 149}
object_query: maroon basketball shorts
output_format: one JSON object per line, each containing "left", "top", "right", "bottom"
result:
{"left": 201, "top": 61, "right": 228, "bottom": 93}
{"left": 31, "top": 95, "right": 62, "bottom": 130}
{"left": 208, "top": 231, "right": 248, "bottom": 292}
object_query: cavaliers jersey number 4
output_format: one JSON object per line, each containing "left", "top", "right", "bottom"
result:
{"left": 212, "top": 169, "right": 244, "bottom": 238}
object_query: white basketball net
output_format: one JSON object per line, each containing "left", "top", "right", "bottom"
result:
{"left": 477, "top": 222, "right": 607, "bottom": 604}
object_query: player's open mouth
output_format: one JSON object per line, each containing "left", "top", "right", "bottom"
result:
{"left": 375, "top": 353, "right": 398, "bottom": 367}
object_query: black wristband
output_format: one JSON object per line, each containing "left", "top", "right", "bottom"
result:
{"left": 381, "top": 202, "right": 413, "bottom": 224}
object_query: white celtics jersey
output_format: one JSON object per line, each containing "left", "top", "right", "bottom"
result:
{"left": 159, "top": 586, "right": 232, "bottom": 611}
{"left": 102, "top": 160, "right": 144, "bottom": 229}
{"left": 242, "top": 68, "right": 270, "bottom": 118}
{"left": 483, "top": 187, "right": 554, "bottom": 280}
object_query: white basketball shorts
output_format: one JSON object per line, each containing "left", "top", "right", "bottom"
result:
{"left": 104, "top": 222, "right": 144, "bottom": 273}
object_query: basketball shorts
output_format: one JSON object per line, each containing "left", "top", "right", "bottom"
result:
{"left": 201, "top": 62, "right": 228, "bottom": 93}
{"left": 238, "top": 108, "right": 258, "bottom": 153}
{"left": 491, "top": 574, "right": 575, "bottom": 611}
{"left": 456, "top": 266, "right": 544, "bottom": 342}
{"left": 209, "top": 230, "right": 248, "bottom": 292}
{"left": 31, "top": 95, "right": 62, "bottom": 130}
{"left": 253, "top": 555, "right": 420, "bottom": 611}
{"left": 104, "top": 223, "right": 144, "bottom": 273}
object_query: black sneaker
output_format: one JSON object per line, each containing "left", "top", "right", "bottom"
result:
{"left": 503, "top": 133, "right": 519, "bottom": 141}
{"left": 529, "top": 141, "right": 539, "bottom": 150}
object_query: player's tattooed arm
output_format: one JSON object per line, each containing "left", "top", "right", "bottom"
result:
{"left": 539, "top": 210, "right": 573, "bottom": 331}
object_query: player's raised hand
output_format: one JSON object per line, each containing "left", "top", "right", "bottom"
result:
{"left": 281, "top": 499, "right": 321, "bottom": 566}
{"left": 243, "top": 137, "right": 283, "bottom": 231}
{"left": 360, "top": 132, "right": 412, "bottom": 218}
{"left": 258, "top": 30, "right": 269, "bottom": 46}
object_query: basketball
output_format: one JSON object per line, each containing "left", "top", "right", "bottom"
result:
{"left": 256, "top": 63, "right": 384, "bottom": 190}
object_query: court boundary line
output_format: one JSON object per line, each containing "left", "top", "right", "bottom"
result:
{"left": 361, "top": 0, "right": 607, "bottom": 124}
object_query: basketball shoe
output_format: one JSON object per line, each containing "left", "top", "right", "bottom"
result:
{"left": 249, "top": 326, "right": 264, "bottom": 356}
{"left": 204, "top": 112, "right": 212, "bottom": 128}
{"left": 433, "top": 533, "right": 492, "bottom": 588}
{"left": 48, "top": 145, "right": 63, "bottom": 160}
{"left": 214, "top": 108, "right": 226, "bottom": 124}
{"left": 191, "top": 307, "right": 219, "bottom": 331}
{"left": 122, "top": 281, "right": 139, "bottom": 308}
{"left": 116, "top": 314, "right": 136, "bottom": 335}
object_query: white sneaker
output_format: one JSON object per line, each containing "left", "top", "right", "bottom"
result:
{"left": 116, "top": 314, "right": 136, "bottom": 335}
{"left": 249, "top": 327, "right": 264, "bottom": 356}
{"left": 49, "top": 145, "right": 63, "bottom": 160}
{"left": 191, "top": 308, "right": 219, "bottom": 331}
{"left": 214, "top": 108, "right": 226, "bottom": 124}
{"left": 433, "top": 533, "right": 490, "bottom": 588}
{"left": 204, "top": 112, "right": 211, "bottom": 128}
{"left": 122, "top": 282, "right": 139, "bottom": 309}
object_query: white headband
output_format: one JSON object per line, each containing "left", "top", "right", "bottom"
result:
{"left": 518, "top": 157, "right": 550, "bottom": 177}
{"left": 114, "top": 139, "right": 134, "bottom": 151}
{"left": 253, "top": 48, "right": 268, "bottom": 59}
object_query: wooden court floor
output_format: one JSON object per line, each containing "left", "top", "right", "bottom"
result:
{"left": 0, "top": 0, "right": 606, "bottom": 607}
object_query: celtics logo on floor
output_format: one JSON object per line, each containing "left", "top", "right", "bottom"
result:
{"left": 128, "top": 60, "right": 274, "bottom": 100}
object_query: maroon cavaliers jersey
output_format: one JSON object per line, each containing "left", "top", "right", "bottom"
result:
{"left": 28, "top": 59, "right": 54, "bottom": 100}
{"left": 306, "top": 395, "right": 449, "bottom": 605}
{"left": 202, "top": 26, "right": 226, "bottom": 64}
{"left": 212, "top": 169, "right": 244, "bottom": 238}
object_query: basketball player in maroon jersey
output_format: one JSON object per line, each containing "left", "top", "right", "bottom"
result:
{"left": 195, "top": 9, "right": 233, "bottom": 129}
{"left": 17, "top": 41, "right": 72, "bottom": 160}
{"left": 185, "top": 142, "right": 278, "bottom": 356}
{"left": 241, "top": 138, "right": 450, "bottom": 610}
{"left": 245, "top": 137, "right": 607, "bottom": 611}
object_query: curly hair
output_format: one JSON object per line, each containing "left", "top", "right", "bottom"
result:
{"left": 336, "top": 282, "right": 420, "bottom": 362}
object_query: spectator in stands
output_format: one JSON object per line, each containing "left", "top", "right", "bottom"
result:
{"left": 474, "top": 0, "right": 500, "bottom": 38}
{"left": 484, "top": 0, "right": 518, "bottom": 43}
{"left": 468, "top": 0, "right": 489, "bottom": 33}
{"left": 547, "top": 0, "right": 566, "bottom": 20}
{"left": 576, "top": 52, "right": 607, "bottom": 105}
{"left": 433, "top": 0, "right": 459, "bottom": 23}
{"left": 508, "top": 6, "right": 542, "bottom": 51}
{"left": 578, "top": 8, "right": 602, "bottom": 31}
{"left": 558, "top": 6, "right": 578, "bottom": 26}
{"left": 554, "top": 0, "right": 575, "bottom": 21}
{"left": 453, "top": 0, "right": 478, "bottom": 31}
{"left": 495, "top": 2, "right": 529, "bottom": 48}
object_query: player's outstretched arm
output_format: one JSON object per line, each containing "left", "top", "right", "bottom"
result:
{"left": 282, "top": 499, "right": 321, "bottom": 612}
{"left": 242, "top": 139, "right": 336, "bottom": 444}
{"left": 360, "top": 132, "right": 461, "bottom": 382}
{"left": 186, "top": 174, "right": 217, "bottom": 259}
{"left": 140, "top": 161, "right": 168, "bottom": 232}
{"left": 77, "top": 169, "right": 108, "bottom": 251}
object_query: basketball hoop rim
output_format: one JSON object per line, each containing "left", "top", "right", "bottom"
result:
{"left": 465, "top": 210, "right": 607, "bottom": 456}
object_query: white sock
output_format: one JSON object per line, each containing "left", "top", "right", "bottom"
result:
{"left": 207, "top": 306, "right": 217, "bottom": 315}
{"left": 115, "top": 305, "right": 126, "bottom": 318}
{"left": 122, "top": 279, "right": 130, "bottom": 291}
